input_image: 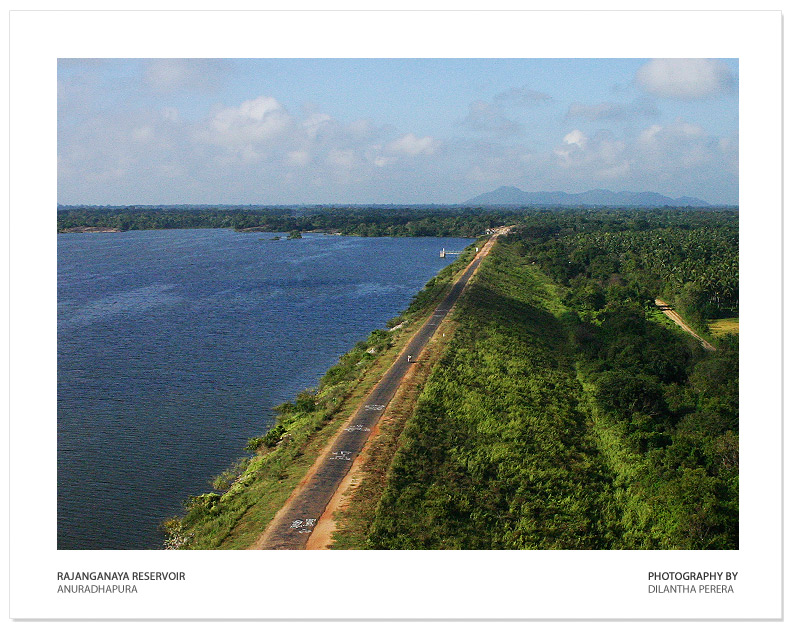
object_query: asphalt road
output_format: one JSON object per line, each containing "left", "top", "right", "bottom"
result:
{"left": 254, "top": 235, "right": 496, "bottom": 549}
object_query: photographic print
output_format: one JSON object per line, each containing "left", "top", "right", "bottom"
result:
{"left": 9, "top": 8, "right": 783, "bottom": 622}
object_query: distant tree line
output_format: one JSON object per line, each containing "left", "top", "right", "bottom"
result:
{"left": 57, "top": 205, "right": 737, "bottom": 243}
{"left": 56, "top": 206, "right": 520, "bottom": 237}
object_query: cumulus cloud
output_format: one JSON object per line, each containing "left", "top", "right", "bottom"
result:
{"left": 635, "top": 119, "right": 728, "bottom": 171}
{"left": 386, "top": 133, "right": 439, "bottom": 156}
{"left": 562, "top": 129, "right": 587, "bottom": 148}
{"left": 639, "top": 124, "right": 663, "bottom": 145}
{"left": 201, "top": 96, "right": 292, "bottom": 148}
{"left": 635, "top": 59, "right": 735, "bottom": 99}
{"left": 185, "top": 94, "right": 437, "bottom": 179}
{"left": 541, "top": 118, "right": 736, "bottom": 198}
{"left": 302, "top": 113, "right": 333, "bottom": 139}
{"left": 555, "top": 129, "right": 630, "bottom": 180}
{"left": 639, "top": 119, "right": 706, "bottom": 147}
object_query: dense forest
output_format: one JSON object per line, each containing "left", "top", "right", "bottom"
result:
{"left": 517, "top": 212, "right": 738, "bottom": 330}
{"left": 358, "top": 211, "right": 738, "bottom": 549}
{"left": 57, "top": 205, "right": 736, "bottom": 244}
{"left": 56, "top": 206, "right": 516, "bottom": 237}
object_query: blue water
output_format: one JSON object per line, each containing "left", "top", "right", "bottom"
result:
{"left": 57, "top": 229, "right": 472, "bottom": 549}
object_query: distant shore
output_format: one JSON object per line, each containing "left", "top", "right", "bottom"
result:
{"left": 60, "top": 226, "right": 121, "bottom": 234}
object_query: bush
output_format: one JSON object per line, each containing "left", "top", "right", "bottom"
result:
{"left": 212, "top": 458, "right": 250, "bottom": 491}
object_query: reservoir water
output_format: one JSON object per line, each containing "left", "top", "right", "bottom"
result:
{"left": 57, "top": 229, "right": 473, "bottom": 549}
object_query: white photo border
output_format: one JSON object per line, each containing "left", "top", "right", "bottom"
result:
{"left": 8, "top": 8, "right": 782, "bottom": 621}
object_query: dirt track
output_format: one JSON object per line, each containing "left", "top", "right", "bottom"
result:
{"left": 251, "top": 230, "right": 505, "bottom": 550}
{"left": 655, "top": 298, "right": 716, "bottom": 351}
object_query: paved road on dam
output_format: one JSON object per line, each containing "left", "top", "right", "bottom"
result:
{"left": 252, "top": 230, "right": 504, "bottom": 549}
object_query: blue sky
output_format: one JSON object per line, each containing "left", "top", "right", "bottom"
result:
{"left": 58, "top": 58, "right": 738, "bottom": 205}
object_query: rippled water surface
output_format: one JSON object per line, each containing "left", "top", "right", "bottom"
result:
{"left": 58, "top": 229, "right": 473, "bottom": 549}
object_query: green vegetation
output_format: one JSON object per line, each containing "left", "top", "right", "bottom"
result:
{"left": 58, "top": 205, "right": 736, "bottom": 244}
{"left": 349, "top": 211, "right": 737, "bottom": 550}
{"left": 159, "top": 208, "right": 738, "bottom": 550}
{"left": 57, "top": 205, "right": 519, "bottom": 237}
{"left": 516, "top": 208, "right": 738, "bottom": 331}
{"left": 367, "top": 247, "right": 619, "bottom": 549}
{"left": 330, "top": 315, "right": 461, "bottom": 550}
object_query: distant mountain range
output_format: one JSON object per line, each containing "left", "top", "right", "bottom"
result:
{"left": 464, "top": 186, "right": 710, "bottom": 208}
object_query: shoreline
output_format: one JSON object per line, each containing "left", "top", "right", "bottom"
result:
{"left": 59, "top": 226, "right": 121, "bottom": 233}
{"left": 162, "top": 239, "right": 485, "bottom": 549}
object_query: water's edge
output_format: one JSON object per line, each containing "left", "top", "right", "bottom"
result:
{"left": 57, "top": 230, "right": 473, "bottom": 549}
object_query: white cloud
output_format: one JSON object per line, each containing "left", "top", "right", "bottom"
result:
{"left": 639, "top": 119, "right": 705, "bottom": 147}
{"left": 347, "top": 119, "right": 378, "bottom": 139}
{"left": 563, "top": 129, "right": 587, "bottom": 148}
{"left": 635, "top": 119, "right": 732, "bottom": 174}
{"left": 635, "top": 59, "right": 735, "bottom": 99}
{"left": 57, "top": 61, "right": 737, "bottom": 205}
{"left": 639, "top": 124, "right": 663, "bottom": 145}
{"left": 373, "top": 156, "right": 393, "bottom": 168}
{"left": 302, "top": 113, "right": 332, "bottom": 139}
{"left": 203, "top": 96, "right": 292, "bottom": 148}
{"left": 677, "top": 121, "right": 706, "bottom": 137}
{"left": 555, "top": 130, "right": 628, "bottom": 177}
{"left": 386, "top": 133, "right": 439, "bottom": 156}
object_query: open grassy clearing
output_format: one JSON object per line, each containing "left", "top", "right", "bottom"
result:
{"left": 708, "top": 317, "right": 739, "bottom": 337}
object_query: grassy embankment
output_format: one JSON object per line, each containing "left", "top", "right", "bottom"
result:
{"left": 329, "top": 301, "right": 461, "bottom": 549}
{"left": 336, "top": 237, "right": 737, "bottom": 549}
{"left": 338, "top": 241, "right": 620, "bottom": 549}
{"left": 162, "top": 240, "right": 484, "bottom": 549}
